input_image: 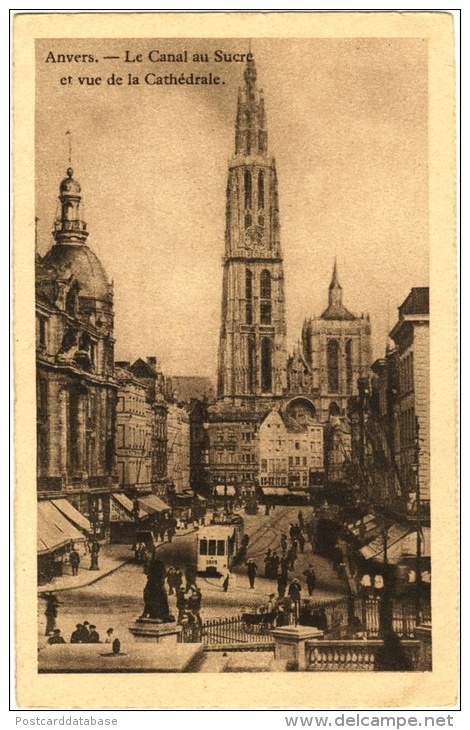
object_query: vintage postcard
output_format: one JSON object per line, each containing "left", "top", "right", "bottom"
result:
{"left": 13, "top": 12, "right": 457, "bottom": 708}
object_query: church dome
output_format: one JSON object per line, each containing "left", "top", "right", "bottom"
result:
{"left": 59, "top": 168, "right": 81, "bottom": 196}
{"left": 42, "top": 243, "right": 112, "bottom": 301}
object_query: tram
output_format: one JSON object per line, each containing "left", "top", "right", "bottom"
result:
{"left": 196, "top": 515, "right": 244, "bottom": 575}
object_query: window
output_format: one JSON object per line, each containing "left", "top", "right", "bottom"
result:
{"left": 261, "top": 459, "right": 267, "bottom": 471}
{"left": 208, "top": 540, "right": 217, "bottom": 556}
{"left": 217, "top": 540, "right": 225, "bottom": 556}
{"left": 346, "top": 339, "right": 353, "bottom": 394}
{"left": 289, "top": 456, "right": 293, "bottom": 467}
{"left": 327, "top": 339, "right": 340, "bottom": 393}
{"left": 303, "top": 457, "right": 307, "bottom": 466}
{"left": 261, "top": 337, "right": 273, "bottom": 393}
{"left": 295, "top": 457, "right": 300, "bottom": 466}
{"left": 247, "top": 336, "right": 256, "bottom": 393}
{"left": 199, "top": 539, "right": 208, "bottom": 555}
{"left": 258, "top": 171, "right": 265, "bottom": 210}
{"left": 260, "top": 270, "right": 272, "bottom": 325}
{"left": 244, "top": 170, "right": 252, "bottom": 210}
{"left": 295, "top": 442, "right": 300, "bottom": 450}
{"left": 245, "top": 269, "right": 253, "bottom": 325}
{"left": 36, "top": 316, "right": 47, "bottom": 348}
{"left": 116, "top": 424, "right": 125, "bottom": 448}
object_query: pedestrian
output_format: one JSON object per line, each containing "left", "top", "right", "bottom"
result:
{"left": 43, "top": 593, "right": 60, "bottom": 636}
{"left": 79, "top": 621, "right": 91, "bottom": 643}
{"left": 88, "top": 624, "right": 100, "bottom": 643}
{"left": 186, "top": 584, "right": 203, "bottom": 630}
{"left": 280, "top": 555, "right": 289, "bottom": 580}
{"left": 264, "top": 549, "right": 272, "bottom": 578}
{"left": 287, "top": 545, "right": 296, "bottom": 571}
{"left": 289, "top": 523, "right": 296, "bottom": 542}
{"left": 176, "top": 585, "right": 187, "bottom": 623}
{"left": 298, "top": 511, "right": 304, "bottom": 530}
{"left": 277, "top": 573, "right": 287, "bottom": 599}
{"left": 288, "top": 578, "right": 302, "bottom": 622}
{"left": 105, "top": 628, "right": 114, "bottom": 644}
{"left": 70, "top": 624, "right": 83, "bottom": 643}
{"left": 69, "top": 546, "right": 80, "bottom": 576}
{"left": 222, "top": 570, "right": 232, "bottom": 593}
{"left": 271, "top": 551, "right": 280, "bottom": 578}
{"left": 247, "top": 558, "right": 258, "bottom": 589}
{"left": 298, "top": 532, "right": 305, "bottom": 555}
{"left": 48, "top": 629, "right": 66, "bottom": 645}
{"left": 303, "top": 564, "right": 317, "bottom": 596}
{"left": 280, "top": 534, "right": 288, "bottom": 557}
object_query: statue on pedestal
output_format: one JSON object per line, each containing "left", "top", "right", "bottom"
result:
{"left": 140, "top": 558, "right": 175, "bottom": 623}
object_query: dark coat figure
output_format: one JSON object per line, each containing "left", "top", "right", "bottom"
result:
{"left": 287, "top": 545, "right": 297, "bottom": 571}
{"left": 70, "top": 624, "right": 83, "bottom": 643}
{"left": 176, "top": 585, "right": 187, "bottom": 623}
{"left": 298, "top": 511, "right": 304, "bottom": 529}
{"left": 374, "top": 631, "right": 413, "bottom": 672}
{"left": 303, "top": 566, "right": 317, "bottom": 596}
{"left": 280, "top": 534, "right": 288, "bottom": 556}
{"left": 277, "top": 573, "right": 287, "bottom": 599}
{"left": 271, "top": 552, "right": 280, "bottom": 577}
{"left": 263, "top": 549, "right": 272, "bottom": 577}
{"left": 280, "top": 556, "right": 289, "bottom": 579}
{"left": 69, "top": 549, "right": 80, "bottom": 576}
{"left": 298, "top": 532, "right": 305, "bottom": 555}
{"left": 88, "top": 625, "right": 100, "bottom": 643}
{"left": 247, "top": 559, "right": 258, "bottom": 589}
{"left": 78, "top": 622, "right": 91, "bottom": 642}
{"left": 48, "top": 629, "right": 66, "bottom": 645}
{"left": 141, "top": 559, "right": 174, "bottom": 622}
{"left": 44, "top": 593, "right": 60, "bottom": 636}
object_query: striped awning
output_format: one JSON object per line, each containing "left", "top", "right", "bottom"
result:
{"left": 37, "top": 501, "right": 85, "bottom": 555}
{"left": 138, "top": 494, "right": 171, "bottom": 514}
{"left": 112, "top": 493, "right": 146, "bottom": 520}
{"left": 50, "top": 498, "right": 91, "bottom": 533}
{"left": 360, "top": 523, "right": 413, "bottom": 563}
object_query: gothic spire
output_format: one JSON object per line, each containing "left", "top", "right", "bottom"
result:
{"left": 235, "top": 56, "right": 267, "bottom": 157}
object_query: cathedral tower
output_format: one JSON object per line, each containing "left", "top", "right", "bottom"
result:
{"left": 217, "top": 58, "right": 287, "bottom": 403}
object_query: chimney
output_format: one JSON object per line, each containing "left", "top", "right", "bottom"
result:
{"left": 146, "top": 356, "right": 157, "bottom": 369}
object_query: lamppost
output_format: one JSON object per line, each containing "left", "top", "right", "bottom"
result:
{"left": 89, "top": 501, "right": 100, "bottom": 571}
{"left": 357, "top": 377, "right": 370, "bottom": 504}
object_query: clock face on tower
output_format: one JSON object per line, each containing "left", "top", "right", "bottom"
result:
{"left": 244, "top": 224, "right": 265, "bottom": 249}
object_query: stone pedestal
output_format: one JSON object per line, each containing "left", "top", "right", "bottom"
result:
{"left": 128, "top": 618, "right": 182, "bottom": 644}
{"left": 271, "top": 626, "right": 324, "bottom": 671}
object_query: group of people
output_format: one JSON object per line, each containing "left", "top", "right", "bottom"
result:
{"left": 47, "top": 622, "right": 116, "bottom": 646}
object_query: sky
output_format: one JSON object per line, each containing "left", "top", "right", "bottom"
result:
{"left": 35, "top": 37, "right": 428, "bottom": 380}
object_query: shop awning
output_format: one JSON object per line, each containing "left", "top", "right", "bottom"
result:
{"left": 214, "top": 485, "right": 236, "bottom": 497}
{"left": 37, "top": 501, "right": 85, "bottom": 555}
{"left": 50, "top": 498, "right": 91, "bottom": 533}
{"left": 112, "top": 493, "right": 146, "bottom": 520}
{"left": 346, "top": 513, "right": 380, "bottom": 541}
{"left": 138, "top": 495, "right": 171, "bottom": 514}
{"left": 360, "top": 523, "right": 413, "bottom": 564}
{"left": 261, "top": 487, "right": 291, "bottom": 496}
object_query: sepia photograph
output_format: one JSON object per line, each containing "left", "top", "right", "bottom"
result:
{"left": 13, "top": 11, "right": 457, "bottom": 709}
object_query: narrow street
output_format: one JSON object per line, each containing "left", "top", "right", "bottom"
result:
{"left": 38, "top": 506, "right": 348, "bottom": 649}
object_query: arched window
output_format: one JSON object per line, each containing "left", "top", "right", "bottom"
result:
{"left": 260, "top": 270, "right": 272, "bottom": 325}
{"left": 329, "top": 401, "right": 340, "bottom": 417}
{"left": 247, "top": 336, "right": 256, "bottom": 393}
{"left": 261, "top": 338, "right": 273, "bottom": 393}
{"left": 258, "top": 171, "right": 265, "bottom": 210}
{"left": 245, "top": 269, "right": 253, "bottom": 325}
{"left": 327, "top": 339, "right": 340, "bottom": 393}
{"left": 244, "top": 170, "right": 252, "bottom": 209}
{"left": 345, "top": 339, "right": 353, "bottom": 394}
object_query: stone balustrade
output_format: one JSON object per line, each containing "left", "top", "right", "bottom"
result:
{"left": 305, "top": 639, "right": 420, "bottom": 672}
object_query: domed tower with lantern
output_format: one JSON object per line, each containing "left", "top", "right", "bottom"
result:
{"left": 36, "top": 166, "right": 118, "bottom": 573}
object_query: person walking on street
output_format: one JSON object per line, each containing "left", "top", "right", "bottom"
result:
{"left": 303, "top": 564, "right": 317, "bottom": 596}
{"left": 298, "top": 532, "right": 305, "bottom": 555}
{"left": 247, "top": 558, "right": 258, "bottom": 589}
{"left": 277, "top": 573, "right": 287, "bottom": 599}
{"left": 287, "top": 544, "right": 297, "bottom": 571}
{"left": 176, "top": 585, "right": 187, "bottom": 623}
{"left": 271, "top": 551, "right": 280, "bottom": 578}
{"left": 280, "top": 555, "right": 289, "bottom": 580}
{"left": 70, "top": 624, "right": 83, "bottom": 643}
{"left": 69, "top": 546, "right": 80, "bottom": 576}
{"left": 43, "top": 593, "right": 60, "bottom": 636}
{"left": 88, "top": 625, "right": 100, "bottom": 643}
{"left": 298, "top": 511, "right": 304, "bottom": 530}
{"left": 280, "top": 534, "right": 288, "bottom": 557}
